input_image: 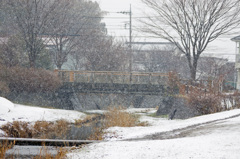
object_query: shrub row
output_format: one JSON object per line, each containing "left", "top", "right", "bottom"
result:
{"left": 0, "top": 65, "right": 62, "bottom": 94}
{"left": 187, "top": 89, "right": 222, "bottom": 115}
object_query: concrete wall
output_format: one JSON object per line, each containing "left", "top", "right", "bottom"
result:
{"left": 156, "top": 96, "right": 200, "bottom": 119}
{"left": 7, "top": 91, "right": 164, "bottom": 111}
{"left": 7, "top": 91, "right": 200, "bottom": 119}
{"left": 71, "top": 93, "right": 164, "bottom": 111}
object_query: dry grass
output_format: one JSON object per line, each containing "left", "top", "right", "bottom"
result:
{"left": 1, "top": 107, "right": 147, "bottom": 145}
{"left": 1, "top": 120, "right": 70, "bottom": 139}
{"left": 1, "top": 121, "right": 33, "bottom": 138}
{"left": 0, "top": 140, "right": 15, "bottom": 159}
{"left": 88, "top": 106, "right": 148, "bottom": 140}
{"left": 33, "top": 119, "right": 69, "bottom": 139}
{"left": 0, "top": 141, "right": 67, "bottom": 159}
{"left": 104, "top": 107, "right": 143, "bottom": 128}
{"left": 88, "top": 127, "right": 104, "bottom": 141}
{"left": 54, "top": 120, "right": 69, "bottom": 139}
{"left": 33, "top": 145, "right": 67, "bottom": 159}
{"left": 74, "top": 114, "right": 98, "bottom": 126}
{"left": 32, "top": 121, "right": 52, "bottom": 139}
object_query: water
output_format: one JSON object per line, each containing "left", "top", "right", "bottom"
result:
{"left": 6, "top": 146, "right": 59, "bottom": 159}
{"left": 66, "top": 124, "right": 96, "bottom": 140}
{"left": 66, "top": 114, "right": 103, "bottom": 140}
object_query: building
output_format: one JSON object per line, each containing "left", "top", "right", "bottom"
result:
{"left": 129, "top": 42, "right": 180, "bottom": 72}
{"left": 231, "top": 35, "right": 240, "bottom": 89}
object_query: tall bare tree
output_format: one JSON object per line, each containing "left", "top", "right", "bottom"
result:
{"left": 198, "top": 57, "right": 234, "bottom": 81}
{"left": 72, "top": 36, "right": 127, "bottom": 71}
{"left": 141, "top": 0, "right": 240, "bottom": 80}
{"left": 6, "top": 0, "right": 60, "bottom": 68}
{"left": 47, "top": 0, "right": 105, "bottom": 70}
{"left": 0, "top": 36, "right": 28, "bottom": 67}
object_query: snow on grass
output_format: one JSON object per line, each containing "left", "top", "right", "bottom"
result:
{"left": 1, "top": 97, "right": 240, "bottom": 158}
{"left": 68, "top": 128, "right": 240, "bottom": 159}
{"left": 0, "top": 97, "right": 14, "bottom": 114}
{"left": 104, "top": 108, "right": 240, "bottom": 140}
{"left": 0, "top": 97, "right": 86, "bottom": 126}
{"left": 68, "top": 108, "right": 240, "bottom": 159}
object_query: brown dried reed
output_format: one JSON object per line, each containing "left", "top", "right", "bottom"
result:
{"left": 1, "top": 120, "right": 69, "bottom": 139}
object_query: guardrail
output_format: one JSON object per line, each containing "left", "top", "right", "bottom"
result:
{"left": 0, "top": 137, "right": 99, "bottom": 146}
{"left": 54, "top": 70, "right": 169, "bottom": 85}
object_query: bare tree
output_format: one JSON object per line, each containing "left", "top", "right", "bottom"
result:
{"left": 198, "top": 56, "right": 234, "bottom": 81}
{"left": 141, "top": 0, "right": 240, "bottom": 80}
{"left": 47, "top": 0, "right": 105, "bottom": 70}
{"left": 6, "top": 0, "right": 60, "bottom": 68}
{"left": 76, "top": 37, "right": 127, "bottom": 71}
{"left": 133, "top": 45, "right": 182, "bottom": 72}
{"left": 0, "top": 36, "right": 28, "bottom": 67}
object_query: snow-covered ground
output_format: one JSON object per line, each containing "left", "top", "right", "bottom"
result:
{"left": 0, "top": 97, "right": 86, "bottom": 123}
{"left": 1, "top": 97, "right": 240, "bottom": 158}
{"left": 67, "top": 109, "right": 240, "bottom": 159}
{"left": 0, "top": 97, "right": 86, "bottom": 136}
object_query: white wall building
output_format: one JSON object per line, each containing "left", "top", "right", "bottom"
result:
{"left": 231, "top": 36, "right": 240, "bottom": 89}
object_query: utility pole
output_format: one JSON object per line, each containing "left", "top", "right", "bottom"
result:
{"left": 129, "top": 4, "right": 132, "bottom": 74}
{"left": 118, "top": 4, "right": 132, "bottom": 82}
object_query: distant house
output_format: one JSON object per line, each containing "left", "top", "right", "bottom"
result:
{"left": 231, "top": 35, "right": 240, "bottom": 89}
{"left": 130, "top": 42, "right": 181, "bottom": 72}
{"left": 197, "top": 56, "right": 228, "bottom": 79}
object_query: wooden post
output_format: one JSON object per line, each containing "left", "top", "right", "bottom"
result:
{"left": 69, "top": 71, "right": 74, "bottom": 82}
{"left": 158, "top": 75, "right": 161, "bottom": 85}
{"left": 54, "top": 69, "right": 59, "bottom": 76}
{"left": 179, "top": 84, "right": 185, "bottom": 95}
{"left": 91, "top": 72, "right": 95, "bottom": 84}
{"left": 53, "top": 69, "right": 60, "bottom": 80}
{"left": 130, "top": 72, "right": 132, "bottom": 84}
{"left": 186, "top": 85, "right": 189, "bottom": 94}
{"left": 110, "top": 73, "right": 113, "bottom": 84}
{"left": 149, "top": 73, "right": 152, "bottom": 84}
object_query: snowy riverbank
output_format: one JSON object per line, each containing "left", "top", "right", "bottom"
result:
{"left": 1, "top": 97, "right": 240, "bottom": 158}
{"left": 67, "top": 109, "right": 240, "bottom": 159}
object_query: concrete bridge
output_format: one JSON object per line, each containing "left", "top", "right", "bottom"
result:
{"left": 52, "top": 70, "right": 177, "bottom": 110}
{"left": 55, "top": 70, "right": 170, "bottom": 95}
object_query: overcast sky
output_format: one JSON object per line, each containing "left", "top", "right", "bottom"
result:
{"left": 95, "top": 0, "right": 237, "bottom": 62}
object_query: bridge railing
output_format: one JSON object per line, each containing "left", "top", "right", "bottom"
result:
{"left": 54, "top": 70, "right": 169, "bottom": 85}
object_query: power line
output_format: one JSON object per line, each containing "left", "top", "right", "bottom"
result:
{"left": 82, "top": 15, "right": 162, "bottom": 19}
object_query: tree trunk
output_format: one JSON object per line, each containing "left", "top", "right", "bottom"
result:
{"left": 56, "top": 63, "right": 62, "bottom": 70}
{"left": 29, "top": 56, "right": 36, "bottom": 68}
{"left": 190, "top": 58, "right": 198, "bottom": 81}
{"left": 190, "top": 67, "right": 196, "bottom": 81}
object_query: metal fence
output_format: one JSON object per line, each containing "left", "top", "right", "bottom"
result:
{"left": 54, "top": 70, "right": 169, "bottom": 85}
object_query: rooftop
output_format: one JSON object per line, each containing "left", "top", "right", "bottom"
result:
{"left": 231, "top": 35, "right": 240, "bottom": 42}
